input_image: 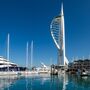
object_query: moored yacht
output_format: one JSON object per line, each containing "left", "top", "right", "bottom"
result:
{"left": 0, "top": 56, "right": 27, "bottom": 75}
{"left": 37, "top": 62, "right": 50, "bottom": 74}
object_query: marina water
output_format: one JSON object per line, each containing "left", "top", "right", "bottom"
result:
{"left": 0, "top": 74, "right": 90, "bottom": 90}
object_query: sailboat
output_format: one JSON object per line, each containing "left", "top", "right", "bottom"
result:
{"left": 0, "top": 33, "right": 19, "bottom": 75}
{"left": 37, "top": 62, "right": 51, "bottom": 74}
{"left": 21, "top": 41, "right": 38, "bottom": 76}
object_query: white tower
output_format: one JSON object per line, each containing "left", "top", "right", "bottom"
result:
{"left": 50, "top": 3, "right": 69, "bottom": 66}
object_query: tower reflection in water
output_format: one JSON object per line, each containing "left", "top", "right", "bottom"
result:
{"left": 26, "top": 74, "right": 90, "bottom": 90}
{"left": 50, "top": 74, "right": 68, "bottom": 90}
{"left": 0, "top": 74, "right": 89, "bottom": 90}
{"left": 25, "top": 74, "right": 68, "bottom": 90}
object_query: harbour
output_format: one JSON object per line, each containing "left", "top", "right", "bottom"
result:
{"left": 0, "top": 0, "right": 90, "bottom": 90}
{"left": 0, "top": 74, "right": 90, "bottom": 90}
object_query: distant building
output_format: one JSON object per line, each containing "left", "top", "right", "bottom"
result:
{"left": 68, "top": 59, "right": 90, "bottom": 71}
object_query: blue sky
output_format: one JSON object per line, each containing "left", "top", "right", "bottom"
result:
{"left": 0, "top": 0, "right": 90, "bottom": 67}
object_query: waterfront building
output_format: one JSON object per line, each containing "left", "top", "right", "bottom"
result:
{"left": 69, "top": 59, "right": 90, "bottom": 71}
{"left": 50, "top": 3, "right": 69, "bottom": 66}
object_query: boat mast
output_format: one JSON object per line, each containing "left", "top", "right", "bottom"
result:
{"left": 31, "top": 41, "right": 33, "bottom": 69}
{"left": 26, "top": 42, "right": 29, "bottom": 69}
{"left": 7, "top": 33, "right": 10, "bottom": 61}
{"left": 7, "top": 33, "right": 10, "bottom": 71}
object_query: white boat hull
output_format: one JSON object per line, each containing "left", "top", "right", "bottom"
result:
{"left": 0, "top": 71, "right": 19, "bottom": 76}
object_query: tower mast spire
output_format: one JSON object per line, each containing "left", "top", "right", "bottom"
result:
{"left": 61, "top": 2, "right": 64, "bottom": 16}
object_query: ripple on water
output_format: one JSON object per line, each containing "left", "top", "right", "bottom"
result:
{"left": 0, "top": 74, "right": 90, "bottom": 90}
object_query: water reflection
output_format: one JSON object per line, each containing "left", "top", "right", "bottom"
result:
{"left": 62, "top": 74, "right": 68, "bottom": 90}
{"left": 25, "top": 75, "right": 33, "bottom": 90}
{"left": 68, "top": 74, "right": 90, "bottom": 89}
{"left": 0, "top": 74, "right": 90, "bottom": 90}
{"left": 0, "top": 75, "right": 20, "bottom": 90}
{"left": 39, "top": 74, "right": 50, "bottom": 85}
{"left": 50, "top": 74, "right": 68, "bottom": 90}
{"left": 24, "top": 74, "right": 69, "bottom": 90}
{"left": 25, "top": 76, "right": 28, "bottom": 90}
